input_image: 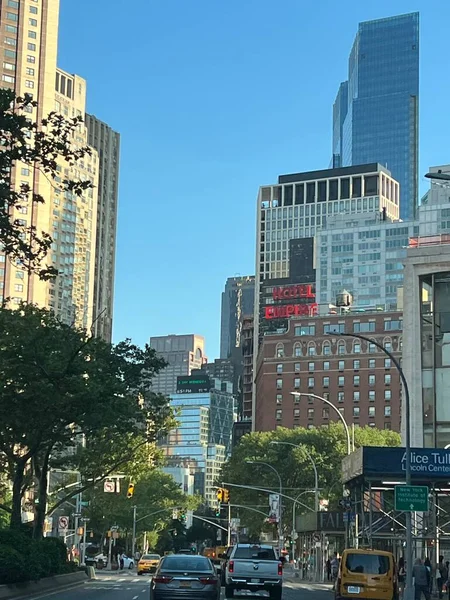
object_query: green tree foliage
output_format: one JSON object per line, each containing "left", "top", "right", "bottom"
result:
{"left": 220, "top": 424, "right": 400, "bottom": 535}
{"left": 0, "top": 88, "right": 94, "bottom": 280}
{"left": 0, "top": 304, "right": 173, "bottom": 537}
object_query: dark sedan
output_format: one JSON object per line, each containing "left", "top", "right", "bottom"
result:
{"left": 150, "top": 554, "right": 220, "bottom": 600}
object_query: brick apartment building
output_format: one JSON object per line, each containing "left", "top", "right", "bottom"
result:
{"left": 254, "top": 310, "right": 402, "bottom": 432}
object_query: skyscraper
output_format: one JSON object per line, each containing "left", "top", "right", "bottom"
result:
{"left": 333, "top": 13, "right": 419, "bottom": 221}
{"left": 220, "top": 276, "right": 255, "bottom": 359}
{"left": 150, "top": 334, "right": 207, "bottom": 396}
{"left": 86, "top": 116, "right": 120, "bottom": 342}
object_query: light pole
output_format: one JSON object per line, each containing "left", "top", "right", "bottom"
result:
{"left": 290, "top": 490, "right": 315, "bottom": 566}
{"left": 331, "top": 331, "right": 412, "bottom": 599}
{"left": 290, "top": 392, "right": 352, "bottom": 455}
{"left": 246, "top": 460, "right": 283, "bottom": 547}
{"left": 271, "top": 441, "right": 319, "bottom": 512}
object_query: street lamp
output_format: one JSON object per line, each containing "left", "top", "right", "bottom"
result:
{"left": 425, "top": 171, "right": 450, "bottom": 181}
{"left": 290, "top": 392, "right": 352, "bottom": 455}
{"left": 270, "top": 441, "right": 319, "bottom": 512}
{"left": 330, "top": 331, "right": 412, "bottom": 599}
{"left": 290, "top": 490, "right": 315, "bottom": 567}
{"left": 246, "top": 460, "right": 283, "bottom": 547}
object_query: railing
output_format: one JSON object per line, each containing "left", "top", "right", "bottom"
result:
{"left": 409, "top": 234, "right": 450, "bottom": 247}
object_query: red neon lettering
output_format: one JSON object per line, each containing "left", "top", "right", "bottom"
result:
{"left": 265, "top": 306, "right": 275, "bottom": 319}
{"left": 272, "top": 285, "right": 316, "bottom": 301}
{"left": 264, "top": 303, "right": 319, "bottom": 320}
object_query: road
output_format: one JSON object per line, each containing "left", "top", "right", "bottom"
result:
{"left": 26, "top": 572, "right": 333, "bottom": 600}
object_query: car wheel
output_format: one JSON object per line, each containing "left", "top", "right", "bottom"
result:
{"left": 225, "top": 585, "right": 234, "bottom": 598}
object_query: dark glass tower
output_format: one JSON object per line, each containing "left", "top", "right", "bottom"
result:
{"left": 333, "top": 13, "right": 419, "bottom": 221}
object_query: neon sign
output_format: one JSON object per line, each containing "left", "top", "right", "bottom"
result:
{"left": 265, "top": 303, "right": 318, "bottom": 319}
{"left": 272, "top": 284, "right": 315, "bottom": 300}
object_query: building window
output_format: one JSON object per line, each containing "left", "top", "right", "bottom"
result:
{"left": 353, "top": 391, "right": 360, "bottom": 402}
{"left": 354, "top": 342, "right": 361, "bottom": 354}
{"left": 384, "top": 422, "right": 391, "bottom": 430}
{"left": 276, "top": 378, "right": 282, "bottom": 390}
{"left": 27, "top": 55, "right": 36, "bottom": 63}
{"left": 369, "top": 391, "right": 375, "bottom": 402}
{"left": 353, "top": 321, "right": 375, "bottom": 333}
{"left": 384, "top": 319, "right": 402, "bottom": 331}
{"left": 353, "top": 407, "right": 360, "bottom": 417}
{"left": 27, "top": 43, "right": 36, "bottom": 51}
{"left": 295, "top": 325, "right": 315, "bottom": 336}
{"left": 324, "top": 323, "right": 345, "bottom": 334}
{"left": 5, "top": 37, "right": 17, "bottom": 46}
{"left": 6, "top": 12, "right": 18, "bottom": 21}
{"left": 323, "top": 376, "right": 329, "bottom": 388}
{"left": 276, "top": 343, "right": 284, "bottom": 358}
{"left": 7, "top": 0, "right": 19, "bottom": 7}
{"left": 384, "top": 406, "right": 391, "bottom": 417}
{"left": 294, "top": 409, "right": 300, "bottom": 419}
{"left": 25, "top": 67, "right": 35, "bottom": 76}
{"left": 307, "top": 377, "right": 314, "bottom": 388}
{"left": 308, "top": 342, "right": 316, "bottom": 356}
{"left": 385, "top": 390, "right": 392, "bottom": 401}
{"left": 29, "top": 18, "right": 38, "bottom": 26}
{"left": 369, "top": 406, "right": 375, "bottom": 417}
{"left": 293, "top": 394, "right": 300, "bottom": 404}
{"left": 294, "top": 378, "right": 300, "bottom": 389}
{"left": 276, "top": 364, "right": 283, "bottom": 374}
{"left": 338, "top": 360, "right": 345, "bottom": 371}
{"left": 21, "top": 168, "right": 30, "bottom": 176}
{"left": 322, "top": 341, "right": 331, "bottom": 355}
{"left": 369, "top": 359, "right": 376, "bottom": 369}
{"left": 308, "top": 408, "right": 314, "bottom": 419}
{"left": 3, "top": 61, "right": 15, "bottom": 71}
{"left": 338, "top": 391, "right": 344, "bottom": 403}
{"left": 338, "top": 376, "right": 344, "bottom": 386}
{"left": 384, "top": 358, "right": 391, "bottom": 369}
{"left": 30, "top": 5, "right": 38, "bottom": 13}
{"left": 385, "top": 374, "right": 391, "bottom": 385}
{"left": 369, "top": 343, "right": 376, "bottom": 353}
{"left": 294, "top": 363, "right": 300, "bottom": 373}
{"left": 2, "top": 74, "right": 15, "bottom": 83}
{"left": 15, "top": 271, "right": 24, "bottom": 279}
{"left": 276, "top": 409, "right": 282, "bottom": 421}
{"left": 28, "top": 30, "right": 37, "bottom": 39}
{"left": 308, "top": 362, "right": 315, "bottom": 372}
{"left": 353, "top": 360, "right": 360, "bottom": 370}
{"left": 322, "top": 407, "right": 329, "bottom": 419}
{"left": 294, "top": 343, "right": 302, "bottom": 357}
{"left": 384, "top": 341, "right": 393, "bottom": 352}
{"left": 368, "top": 374, "right": 375, "bottom": 386}
{"left": 323, "top": 361, "right": 330, "bottom": 371}
{"left": 14, "top": 284, "right": 23, "bottom": 292}
{"left": 276, "top": 394, "right": 282, "bottom": 405}
{"left": 354, "top": 375, "right": 360, "bottom": 386}
{"left": 339, "top": 407, "right": 345, "bottom": 416}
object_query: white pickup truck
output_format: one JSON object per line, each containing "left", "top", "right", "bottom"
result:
{"left": 224, "top": 543, "right": 283, "bottom": 600}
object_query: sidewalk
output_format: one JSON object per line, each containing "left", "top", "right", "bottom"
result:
{"left": 283, "top": 565, "right": 334, "bottom": 589}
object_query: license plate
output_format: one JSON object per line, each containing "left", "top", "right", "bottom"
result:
{"left": 348, "top": 586, "right": 361, "bottom": 594}
{"left": 180, "top": 581, "right": 191, "bottom": 588}
{"left": 250, "top": 578, "right": 260, "bottom": 583}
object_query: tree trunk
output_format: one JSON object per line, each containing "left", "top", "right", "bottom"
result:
{"left": 10, "top": 459, "right": 27, "bottom": 529}
{"left": 33, "top": 450, "right": 51, "bottom": 540}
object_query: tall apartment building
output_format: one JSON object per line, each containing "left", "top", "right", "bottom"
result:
{"left": 253, "top": 163, "right": 400, "bottom": 424}
{"left": 333, "top": 13, "right": 419, "bottom": 220}
{"left": 220, "top": 276, "right": 255, "bottom": 359}
{"left": 0, "top": 0, "right": 118, "bottom": 333}
{"left": 85, "top": 115, "right": 120, "bottom": 342}
{"left": 150, "top": 334, "right": 207, "bottom": 396}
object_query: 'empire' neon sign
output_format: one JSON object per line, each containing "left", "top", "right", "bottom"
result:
{"left": 265, "top": 303, "right": 318, "bottom": 319}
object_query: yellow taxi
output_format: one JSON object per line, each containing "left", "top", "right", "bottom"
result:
{"left": 137, "top": 553, "right": 161, "bottom": 575}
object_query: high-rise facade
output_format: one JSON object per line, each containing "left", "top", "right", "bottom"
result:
{"left": 220, "top": 276, "right": 255, "bottom": 359}
{"left": 0, "top": 0, "right": 118, "bottom": 333}
{"left": 150, "top": 334, "right": 207, "bottom": 396}
{"left": 333, "top": 13, "right": 419, "bottom": 221}
{"left": 85, "top": 115, "right": 120, "bottom": 342}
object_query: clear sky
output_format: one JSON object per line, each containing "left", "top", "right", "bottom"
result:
{"left": 57, "top": 0, "right": 450, "bottom": 359}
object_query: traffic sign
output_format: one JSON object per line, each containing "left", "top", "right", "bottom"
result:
{"left": 104, "top": 480, "right": 115, "bottom": 493}
{"left": 395, "top": 485, "right": 429, "bottom": 512}
{"left": 58, "top": 516, "right": 69, "bottom": 531}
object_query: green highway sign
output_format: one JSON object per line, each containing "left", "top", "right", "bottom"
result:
{"left": 395, "top": 485, "right": 429, "bottom": 512}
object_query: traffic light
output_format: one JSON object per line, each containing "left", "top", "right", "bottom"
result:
{"left": 179, "top": 509, "right": 186, "bottom": 524}
{"left": 217, "top": 488, "right": 224, "bottom": 502}
{"left": 223, "top": 488, "right": 230, "bottom": 504}
{"left": 127, "top": 483, "right": 135, "bottom": 498}
{"left": 215, "top": 504, "right": 221, "bottom": 517}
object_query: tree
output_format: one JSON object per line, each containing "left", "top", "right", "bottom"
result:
{"left": 220, "top": 424, "right": 400, "bottom": 536}
{"left": 0, "top": 304, "right": 173, "bottom": 537}
{"left": 0, "top": 88, "right": 94, "bottom": 280}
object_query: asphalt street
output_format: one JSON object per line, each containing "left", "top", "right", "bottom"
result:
{"left": 24, "top": 572, "right": 334, "bottom": 600}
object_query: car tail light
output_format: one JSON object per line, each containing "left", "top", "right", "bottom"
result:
{"left": 154, "top": 576, "right": 173, "bottom": 584}
{"left": 278, "top": 562, "right": 283, "bottom": 576}
{"left": 199, "top": 577, "right": 218, "bottom": 585}
{"left": 228, "top": 560, "right": 234, "bottom": 573}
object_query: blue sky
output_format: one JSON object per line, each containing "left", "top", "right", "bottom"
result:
{"left": 57, "top": 0, "right": 450, "bottom": 359}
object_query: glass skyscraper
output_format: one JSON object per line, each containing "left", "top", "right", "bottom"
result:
{"left": 333, "top": 13, "right": 419, "bottom": 221}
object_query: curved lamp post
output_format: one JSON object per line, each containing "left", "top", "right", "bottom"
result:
{"left": 246, "top": 460, "right": 283, "bottom": 547}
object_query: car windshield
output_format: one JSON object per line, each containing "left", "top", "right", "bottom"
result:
{"left": 346, "top": 553, "right": 390, "bottom": 575}
{"left": 142, "top": 554, "right": 160, "bottom": 560}
{"left": 233, "top": 547, "right": 276, "bottom": 560}
{"left": 162, "top": 556, "right": 211, "bottom": 571}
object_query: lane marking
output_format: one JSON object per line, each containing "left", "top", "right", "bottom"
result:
{"left": 133, "top": 596, "right": 139, "bottom": 599}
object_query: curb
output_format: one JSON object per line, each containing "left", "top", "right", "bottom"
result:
{"left": 0, "top": 571, "right": 88, "bottom": 600}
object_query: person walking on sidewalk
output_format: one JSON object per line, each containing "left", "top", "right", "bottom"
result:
{"left": 413, "top": 558, "right": 431, "bottom": 600}
{"left": 438, "top": 555, "right": 448, "bottom": 599}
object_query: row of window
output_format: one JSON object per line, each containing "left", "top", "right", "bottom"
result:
{"left": 276, "top": 358, "right": 392, "bottom": 373}
{"left": 276, "top": 338, "right": 399, "bottom": 358}
{"left": 277, "top": 389, "right": 392, "bottom": 403}
{"left": 275, "top": 405, "right": 393, "bottom": 420}
{"left": 294, "top": 320, "right": 402, "bottom": 336}
{"left": 276, "top": 374, "right": 393, "bottom": 389}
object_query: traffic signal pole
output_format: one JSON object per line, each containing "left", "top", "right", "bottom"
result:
{"left": 227, "top": 502, "right": 231, "bottom": 546}
{"left": 132, "top": 505, "right": 137, "bottom": 558}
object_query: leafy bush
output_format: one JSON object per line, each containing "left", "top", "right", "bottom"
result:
{"left": 0, "top": 546, "right": 27, "bottom": 584}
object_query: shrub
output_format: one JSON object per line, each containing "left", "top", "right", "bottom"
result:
{"left": 0, "top": 546, "right": 27, "bottom": 584}
{"left": 33, "top": 537, "right": 68, "bottom": 576}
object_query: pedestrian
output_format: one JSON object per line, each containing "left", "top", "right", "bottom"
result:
{"left": 413, "top": 558, "right": 431, "bottom": 600}
{"left": 120, "top": 553, "right": 124, "bottom": 570}
{"left": 438, "top": 555, "right": 448, "bottom": 600}
{"left": 331, "top": 552, "right": 339, "bottom": 586}
{"left": 398, "top": 557, "right": 406, "bottom": 599}
{"left": 326, "top": 558, "right": 331, "bottom": 581}
{"left": 424, "top": 557, "right": 432, "bottom": 593}
{"left": 135, "top": 549, "right": 141, "bottom": 562}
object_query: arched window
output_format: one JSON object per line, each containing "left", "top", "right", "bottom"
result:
{"left": 353, "top": 340, "right": 361, "bottom": 354}
{"left": 398, "top": 336, "right": 403, "bottom": 351}
{"left": 383, "top": 336, "right": 392, "bottom": 352}
{"left": 338, "top": 340, "right": 346, "bottom": 355}
{"left": 275, "top": 343, "right": 284, "bottom": 358}
{"left": 322, "top": 341, "right": 331, "bottom": 356}
{"left": 293, "top": 342, "right": 302, "bottom": 357}
{"left": 307, "top": 342, "right": 316, "bottom": 356}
